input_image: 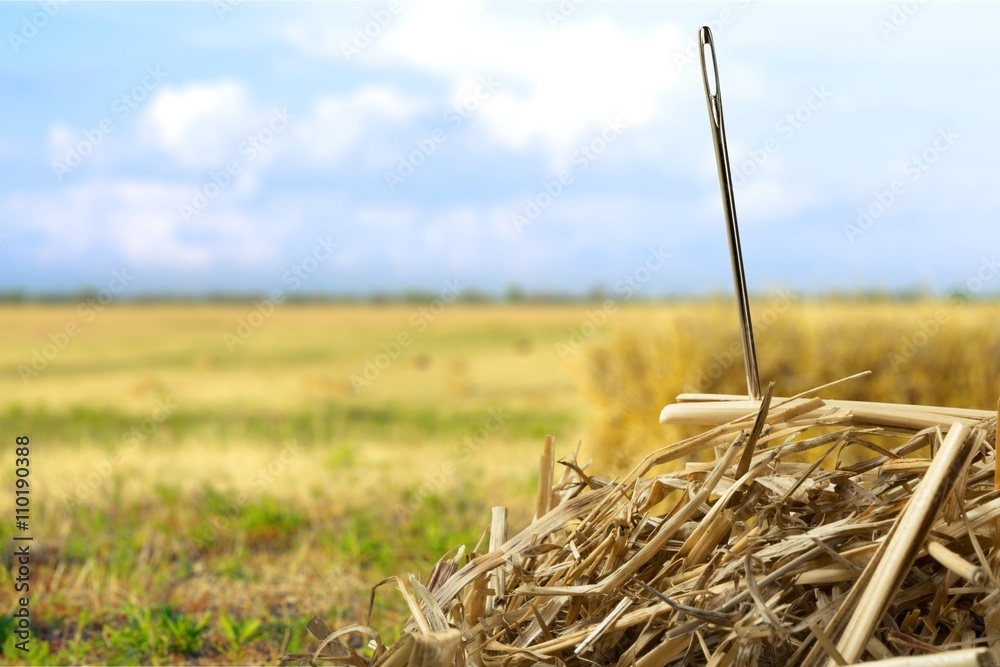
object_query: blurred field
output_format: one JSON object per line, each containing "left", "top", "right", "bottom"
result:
{"left": 582, "top": 298, "right": 1000, "bottom": 466}
{"left": 0, "top": 299, "right": 997, "bottom": 664}
{"left": 0, "top": 302, "right": 600, "bottom": 664}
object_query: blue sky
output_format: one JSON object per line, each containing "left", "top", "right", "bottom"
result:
{"left": 1, "top": 1, "right": 998, "bottom": 297}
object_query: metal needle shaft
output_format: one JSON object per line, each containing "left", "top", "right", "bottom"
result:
{"left": 698, "top": 26, "right": 761, "bottom": 400}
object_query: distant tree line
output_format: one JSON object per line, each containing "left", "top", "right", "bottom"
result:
{"left": 0, "top": 285, "right": 995, "bottom": 304}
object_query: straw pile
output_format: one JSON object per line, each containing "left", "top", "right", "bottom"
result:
{"left": 284, "top": 375, "right": 1000, "bottom": 667}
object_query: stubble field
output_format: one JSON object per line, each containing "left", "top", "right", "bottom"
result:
{"left": 0, "top": 299, "right": 996, "bottom": 664}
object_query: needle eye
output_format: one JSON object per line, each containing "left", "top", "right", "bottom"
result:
{"left": 702, "top": 41, "right": 718, "bottom": 98}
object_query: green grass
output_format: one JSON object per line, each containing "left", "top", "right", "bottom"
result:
{"left": 0, "top": 403, "right": 575, "bottom": 447}
{"left": 1, "top": 470, "right": 518, "bottom": 664}
{"left": 216, "top": 612, "right": 261, "bottom": 663}
{"left": 102, "top": 605, "right": 210, "bottom": 665}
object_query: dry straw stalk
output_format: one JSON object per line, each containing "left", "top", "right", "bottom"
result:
{"left": 284, "top": 377, "right": 1000, "bottom": 667}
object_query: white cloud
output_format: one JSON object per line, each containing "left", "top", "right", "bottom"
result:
{"left": 108, "top": 183, "right": 217, "bottom": 268}
{"left": 280, "top": 2, "right": 688, "bottom": 161}
{"left": 134, "top": 80, "right": 427, "bottom": 170}
{"left": 137, "top": 80, "right": 254, "bottom": 168}
{"left": 289, "top": 85, "right": 429, "bottom": 166}
{"left": 392, "top": 10, "right": 684, "bottom": 158}
{"left": 0, "top": 179, "right": 281, "bottom": 269}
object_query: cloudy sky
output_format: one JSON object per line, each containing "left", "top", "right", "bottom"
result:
{"left": 1, "top": 1, "right": 998, "bottom": 297}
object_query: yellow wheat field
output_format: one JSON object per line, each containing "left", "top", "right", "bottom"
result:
{"left": 578, "top": 298, "right": 999, "bottom": 467}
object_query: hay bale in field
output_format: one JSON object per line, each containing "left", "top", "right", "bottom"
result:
{"left": 283, "top": 379, "right": 1000, "bottom": 667}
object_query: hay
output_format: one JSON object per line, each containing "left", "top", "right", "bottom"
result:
{"left": 283, "top": 377, "right": 1000, "bottom": 667}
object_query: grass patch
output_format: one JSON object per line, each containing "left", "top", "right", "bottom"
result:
{"left": 102, "top": 604, "right": 210, "bottom": 665}
{"left": 192, "top": 488, "right": 309, "bottom": 554}
{"left": 0, "top": 403, "right": 575, "bottom": 447}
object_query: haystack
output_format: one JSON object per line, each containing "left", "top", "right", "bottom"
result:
{"left": 283, "top": 374, "right": 999, "bottom": 666}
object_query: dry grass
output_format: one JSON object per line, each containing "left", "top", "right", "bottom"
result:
{"left": 0, "top": 303, "right": 600, "bottom": 413}
{"left": 579, "top": 299, "right": 1000, "bottom": 469}
{"left": 286, "top": 383, "right": 1000, "bottom": 666}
